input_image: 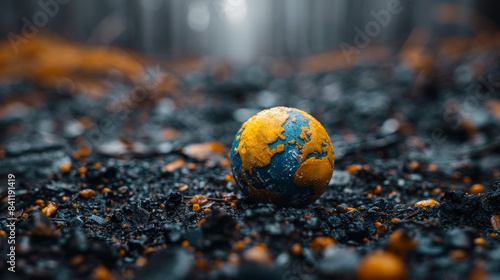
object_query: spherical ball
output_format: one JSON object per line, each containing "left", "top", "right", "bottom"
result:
{"left": 230, "top": 106, "right": 335, "bottom": 207}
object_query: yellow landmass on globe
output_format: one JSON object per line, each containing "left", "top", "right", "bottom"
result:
{"left": 294, "top": 110, "right": 335, "bottom": 201}
{"left": 235, "top": 107, "right": 291, "bottom": 185}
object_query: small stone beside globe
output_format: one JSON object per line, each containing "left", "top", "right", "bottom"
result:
{"left": 230, "top": 106, "right": 335, "bottom": 207}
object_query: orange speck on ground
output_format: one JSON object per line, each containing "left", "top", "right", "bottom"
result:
{"left": 291, "top": 243, "right": 302, "bottom": 256}
{"left": 135, "top": 257, "right": 148, "bottom": 268}
{"left": 449, "top": 249, "right": 467, "bottom": 262}
{"left": 118, "top": 249, "right": 126, "bottom": 257}
{"left": 73, "top": 145, "right": 92, "bottom": 159}
{"left": 474, "top": 237, "right": 486, "bottom": 246}
{"left": 347, "top": 165, "right": 363, "bottom": 175}
{"left": 409, "top": 161, "right": 419, "bottom": 171}
{"left": 92, "top": 265, "right": 116, "bottom": 280}
{"left": 243, "top": 244, "right": 273, "bottom": 266}
{"left": 163, "top": 158, "right": 186, "bottom": 172}
{"left": 228, "top": 253, "right": 240, "bottom": 267}
{"left": 101, "top": 188, "right": 111, "bottom": 194}
{"left": 194, "top": 258, "right": 209, "bottom": 271}
{"left": 310, "top": 236, "right": 336, "bottom": 252}
{"left": 428, "top": 164, "right": 438, "bottom": 172}
{"left": 60, "top": 163, "right": 72, "bottom": 173}
{"left": 143, "top": 247, "right": 155, "bottom": 255}
{"left": 463, "top": 176, "right": 472, "bottom": 185}
{"left": 213, "top": 258, "right": 225, "bottom": 269}
{"left": 192, "top": 204, "right": 201, "bottom": 211}
{"left": 470, "top": 184, "right": 485, "bottom": 194}
{"left": 431, "top": 188, "right": 442, "bottom": 195}
{"left": 182, "top": 142, "right": 228, "bottom": 161}
{"left": 357, "top": 251, "right": 407, "bottom": 280}
{"left": 414, "top": 199, "right": 439, "bottom": 209}
{"left": 161, "top": 128, "right": 182, "bottom": 141}
{"left": 234, "top": 240, "right": 246, "bottom": 251}
{"left": 79, "top": 189, "right": 96, "bottom": 198}
{"left": 387, "top": 230, "right": 418, "bottom": 259}
{"left": 187, "top": 163, "right": 197, "bottom": 171}
{"left": 178, "top": 184, "right": 189, "bottom": 192}
{"left": 219, "top": 159, "right": 230, "bottom": 168}
{"left": 189, "top": 195, "right": 208, "bottom": 206}
{"left": 69, "top": 255, "right": 84, "bottom": 266}
{"left": 375, "top": 222, "right": 388, "bottom": 234}
{"left": 225, "top": 175, "right": 235, "bottom": 182}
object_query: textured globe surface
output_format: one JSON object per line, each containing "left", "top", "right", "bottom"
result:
{"left": 231, "top": 106, "right": 335, "bottom": 207}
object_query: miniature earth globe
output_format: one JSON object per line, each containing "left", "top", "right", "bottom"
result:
{"left": 230, "top": 106, "right": 335, "bottom": 207}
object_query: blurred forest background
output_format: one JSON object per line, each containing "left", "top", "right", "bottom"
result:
{"left": 1, "top": 0, "right": 500, "bottom": 64}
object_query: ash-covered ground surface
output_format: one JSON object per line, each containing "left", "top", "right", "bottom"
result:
{"left": 1, "top": 36, "right": 500, "bottom": 280}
